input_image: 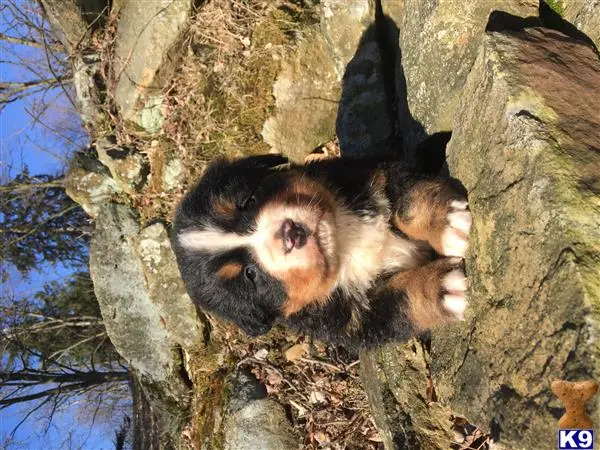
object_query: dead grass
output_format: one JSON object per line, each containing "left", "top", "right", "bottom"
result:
{"left": 238, "top": 336, "right": 382, "bottom": 450}
{"left": 184, "top": 323, "right": 382, "bottom": 450}
{"left": 163, "top": 0, "right": 305, "bottom": 187}
{"left": 91, "top": 1, "right": 318, "bottom": 224}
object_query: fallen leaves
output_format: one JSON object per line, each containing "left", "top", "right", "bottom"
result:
{"left": 285, "top": 343, "right": 309, "bottom": 361}
{"left": 231, "top": 330, "right": 381, "bottom": 449}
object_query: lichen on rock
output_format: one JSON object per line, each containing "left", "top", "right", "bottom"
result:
{"left": 262, "top": 0, "right": 373, "bottom": 161}
{"left": 360, "top": 23, "right": 599, "bottom": 450}
{"left": 112, "top": 0, "right": 192, "bottom": 132}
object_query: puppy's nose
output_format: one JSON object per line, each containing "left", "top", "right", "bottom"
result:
{"left": 282, "top": 219, "right": 307, "bottom": 251}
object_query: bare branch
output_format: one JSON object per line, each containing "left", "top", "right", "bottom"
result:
{"left": 4, "top": 203, "right": 79, "bottom": 247}
{"left": 0, "top": 32, "right": 44, "bottom": 48}
{"left": 23, "top": 105, "right": 84, "bottom": 151}
{"left": 0, "top": 382, "right": 91, "bottom": 408}
{"left": 0, "top": 179, "right": 64, "bottom": 193}
{"left": 40, "top": 15, "right": 78, "bottom": 111}
{"left": 9, "top": 394, "right": 54, "bottom": 438}
{"left": 49, "top": 331, "right": 106, "bottom": 362}
{"left": 0, "top": 76, "right": 72, "bottom": 107}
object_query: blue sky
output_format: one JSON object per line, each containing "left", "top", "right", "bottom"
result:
{"left": 1, "top": 5, "right": 127, "bottom": 448}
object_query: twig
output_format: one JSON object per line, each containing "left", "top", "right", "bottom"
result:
{"left": 299, "top": 357, "right": 343, "bottom": 372}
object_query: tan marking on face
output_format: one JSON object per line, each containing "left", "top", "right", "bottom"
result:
{"left": 388, "top": 259, "right": 454, "bottom": 332}
{"left": 393, "top": 180, "right": 452, "bottom": 254}
{"left": 213, "top": 196, "right": 236, "bottom": 219}
{"left": 280, "top": 266, "right": 340, "bottom": 316}
{"left": 217, "top": 262, "right": 243, "bottom": 280}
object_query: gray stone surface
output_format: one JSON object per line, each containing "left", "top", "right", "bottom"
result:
{"left": 361, "top": 27, "right": 600, "bottom": 449}
{"left": 382, "top": 0, "right": 538, "bottom": 160}
{"left": 442, "top": 27, "right": 600, "bottom": 447}
{"left": 563, "top": 0, "right": 600, "bottom": 49}
{"left": 113, "top": 0, "right": 191, "bottom": 130}
{"left": 41, "top": 0, "right": 106, "bottom": 129}
{"left": 89, "top": 202, "right": 200, "bottom": 441}
{"left": 360, "top": 342, "right": 456, "bottom": 450}
{"left": 72, "top": 54, "right": 102, "bottom": 129}
{"left": 90, "top": 203, "right": 181, "bottom": 385}
{"left": 40, "top": 0, "right": 105, "bottom": 51}
{"left": 65, "top": 151, "right": 123, "bottom": 218}
{"left": 162, "top": 151, "right": 183, "bottom": 192}
{"left": 224, "top": 370, "right": 298, "bottom": 450}
{"left": 136, "top": 222, "right": 205, "bottom": 351}
{"left": 262, "top": 0, "right": 372, "bottom": 162}
{"left": 96, "top": 137, "right": 147, "bottom": 194}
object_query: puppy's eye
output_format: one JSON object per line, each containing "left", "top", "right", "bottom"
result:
{"left": 244, "top": 265, "right": 257, "bottom": 282}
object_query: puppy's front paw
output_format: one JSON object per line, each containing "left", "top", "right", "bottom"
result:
{"left": 402, "top": 257, "right": 469, "bottom": 331}
{"left": 441, "top": 266, "right": 468, "bottom": 321}
{"left": 441, "top": 200, "right": 472, "bottom": 258}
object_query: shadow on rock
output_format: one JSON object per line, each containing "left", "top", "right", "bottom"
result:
{"left": 335, "top": 0, "right": 451, "bottom": 173}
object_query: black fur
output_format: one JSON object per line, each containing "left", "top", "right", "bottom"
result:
{"left": 172, "top": 155, "right": 464, "bottom": 349}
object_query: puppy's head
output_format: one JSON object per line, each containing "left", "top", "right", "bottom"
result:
{"left": 172, "top": 155, "right": 342, "bottom": 336}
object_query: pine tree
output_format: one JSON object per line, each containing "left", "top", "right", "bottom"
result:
{"left": 0, "top": 171, "right": 90, "bottom": 274}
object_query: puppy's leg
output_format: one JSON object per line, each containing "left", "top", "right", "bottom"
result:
{"left": 286, "top": 258, "right": 467, "bottom": 348}
{"left": 388, "top": 175, "right": 472, "bottom": 257}
{"left": 340, "top": 257, "right": 468, "bottom": 348}
{"left": 384, "top": 257, "right": 468, "bottom": 333}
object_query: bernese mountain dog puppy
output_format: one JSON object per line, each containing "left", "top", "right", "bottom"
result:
{"left": 171, "top": 154, "right": 471, "bottom": 350}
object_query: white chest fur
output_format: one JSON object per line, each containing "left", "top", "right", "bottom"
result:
{"left": 335, "top": 208, "right": 424, "bottom": 297}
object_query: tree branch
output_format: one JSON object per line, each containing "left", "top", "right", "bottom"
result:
{"left": 0, "top": 32, "right": 44, "bottom": 48}
{"left": 0, "top": 76, "right": 72, "bottom": 106}
{"left": 0, "top": 382, "right": 91, "bottom": 408}
{"left": 0, "top": 179, "right": 64, "bottom": 193}
{"left": 0, "top": 369, "right": 129, "bottom": 386}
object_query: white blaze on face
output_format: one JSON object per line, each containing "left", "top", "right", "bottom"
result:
{"left": 177, "top": 201, "right": 336, "bottom": 280}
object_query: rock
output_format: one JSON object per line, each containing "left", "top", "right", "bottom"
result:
{"left": 321, "top": 0, "right": 373, "bottom": 76}
{"left": 361, "top": 26, "right": 600, "bottom": 450}
{"left": 226, "top": 369, "right": 268, "bottom": 414}
{"left": 72, "top": 54, "right": 103, "bottom": 129}
{"left": 360, "top": 342, "right": 456, "bottom": 450}
{"left": 90, "top": 203, "right": 201, "bottom": 446}
{"left": 138, "top": 95, "right": 166, "bottom": 134}
{"left": 261, "top": 29, "right": 340, "bottom": 162}
{"left": 262, "top": 1, "right": 372, "bottom": 161}
{"left": 39, "top": 0, "right": 107, "bottom": 52}
{"left": 90, "top": 204, "right": 190, "bottom": 392}
{"left": 136, "top": 223, "right": 206, "bottom": 351}
{"left": 382, "top": 0, "right": 538, "bottom": 160}
{"left": 40, "top": 1, "right": 106, "bottom": 130}
{"left": 96, "top": 137, "right": 147, "bottom": 193}
{"left": 440, "top": 27, "right": 600, "bottom": 448}
{"left": 65, "top": 151, "right": 123, "bottom": 217}
{"left": 113, "top": 0, "right": 192, "bottom": 131}
{"left": 162, "top": 151, "right": 183, "bottom": 192}
{"left": 223, "top": 369, "right": 298, "bottom": 450}
{"left": 145, "top": 141, "right": 187, "bottom": 193}
{"left": 561, "top": 0, "right": 600, "bottom": 49}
